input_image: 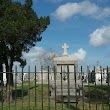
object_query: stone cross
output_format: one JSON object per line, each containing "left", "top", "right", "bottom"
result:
{"left": 62, "top": 43, "right": 69, "bottom": 56}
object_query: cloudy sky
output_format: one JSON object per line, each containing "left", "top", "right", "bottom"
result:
{"left": 13, "top": 0, "right": 110, "bottom": 70}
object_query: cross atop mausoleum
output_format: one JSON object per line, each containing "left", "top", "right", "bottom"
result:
{"left": 62, "top": 43, "right": 69, "bottom": 56}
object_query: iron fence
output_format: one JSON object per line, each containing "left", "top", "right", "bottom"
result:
{"left": 0, "top": 66, "right": 110, "bottom": 110}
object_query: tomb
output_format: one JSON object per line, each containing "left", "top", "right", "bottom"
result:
{"left": 50, "top": 43, "right": 82, "bottom": 102}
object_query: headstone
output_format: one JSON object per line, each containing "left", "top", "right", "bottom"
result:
{"left": 95, "top": 63, "right": 107, "bottom": 85}
{"left": 50, "top": 43, "right": 82, "bottom": 102}
{"left": 88, "top": 70, "right": 95, "bottom": 83}
{"left": 36, "top": 71, "right": 48, "bottom": 84}
{"left": 18, "top": 73, "right": 34, "bottom": 82}
{"left": 3, "top": 64, "right": 7, "bottom": 86}
{"left": 13, "top": 73, "right": 22, "bottom": 84}
{"left": 103, "top": 68, "right": 109, "bottom": 83}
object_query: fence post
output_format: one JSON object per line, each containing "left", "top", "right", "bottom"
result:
{"left": 81, "top": 66, "right": 84, "bottom": 110}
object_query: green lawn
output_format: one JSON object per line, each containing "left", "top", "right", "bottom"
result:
{"left": 84, "top": 85, "right": 109, "bottom": 102}
{"left": 0, "top": 82, "right": 109, "bottom": 110}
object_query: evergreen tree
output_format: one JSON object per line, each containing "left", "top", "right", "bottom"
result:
{"left": 0, "top": 0, "right": 50, "bottom": 102}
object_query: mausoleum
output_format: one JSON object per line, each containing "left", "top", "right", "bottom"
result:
{"left": 50, "top": 43, "right": 82, "bottom": 101}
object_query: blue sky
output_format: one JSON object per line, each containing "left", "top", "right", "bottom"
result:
{"left": 13, "top": 0, "right": 110, "bottom": 70}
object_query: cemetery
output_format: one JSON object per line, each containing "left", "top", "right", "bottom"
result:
{"left": 0, "top": 43, "right": 109, "bottom": 110}
{"left": 0, "top": 0, "right": 110, "bottom": 109}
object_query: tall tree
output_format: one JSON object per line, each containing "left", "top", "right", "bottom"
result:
{"left": 25, "top": 0, "right": 32, "bottom": 7}
{"left": 0, "top": 0, "right": 50, "bottom": 102}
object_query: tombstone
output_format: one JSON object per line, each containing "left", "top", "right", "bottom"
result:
{"left": 88, "top": 70, "right": 95, "bottom": 83}
{"left": 95, "top": 64, "right": 102, "bottom": 84}
{"left": 103, "top": 67, "right": 110, "bottom": 84}
{"left": 18, "top": 72, "right": 35, "bottom": 82}
{"left": 3, "top": 64, "right": 7, "bottom": 86}
{"left": 36, "top": 71, "right": 48, "bottom": 84}
{"left": 95, "top": 64, "right": 107, "bottom": 85}
{"left": 50, "top": 43, "right": 82, "bottom": 102}
{"left": 13, "top": 73, "right": 22, "bottom": 84}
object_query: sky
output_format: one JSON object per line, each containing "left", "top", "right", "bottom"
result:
{"left": 13, "top": 0, "right": 110, "bottom": 71}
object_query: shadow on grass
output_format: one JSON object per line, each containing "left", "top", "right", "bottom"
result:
{"left": 84, "top": 85, "right": 109, "bottom": 104}
{"left": 12, "top": 89, "right": 28, "bottom": 99}
{"left": 65, "top": 103, "right": 80, "bottom": 110}
{"left": 13, "top": 85, "right": 38, "bottom": 99}
{"left": 0, "top": 85, "right": 38, "bottom": 101}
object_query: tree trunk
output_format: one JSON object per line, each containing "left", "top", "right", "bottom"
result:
{"left": 4, "top": 60, "right": 14, "bottom": 103}
{"left": 0, "top": 64, "right": 3, "bottom": 101}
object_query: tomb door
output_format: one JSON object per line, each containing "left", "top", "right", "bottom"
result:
{"left": 57, "top": 64, "right": 75, "bottom": 81}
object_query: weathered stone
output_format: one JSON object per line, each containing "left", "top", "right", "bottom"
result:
{"left": 50, "top": 43, "right": 82, "bottom": 102}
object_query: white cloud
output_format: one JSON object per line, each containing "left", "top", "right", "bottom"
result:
{"left": 89, "top": 25, "right": 110, "bottom": 47}
{"left": 23, "top": 47, "right": 44, "bottom": 58}
{"left": 52, "top": 1, "right": 110, "bottom": 21}
{"left": 71, "top": 48, "right": 87, "bottom": 61}
{"left": 22, "top": 46, "right": 45, "bottom": 64}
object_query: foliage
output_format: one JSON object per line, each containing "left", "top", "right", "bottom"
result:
{"left": 0, "top": 0, "right": 50, "bottom": 70}
{"left": 0, "top": 0, "right": 50, "bottom": 102}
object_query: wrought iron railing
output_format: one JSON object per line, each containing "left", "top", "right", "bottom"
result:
{"left": 0, "top": 66, "right": 109, "bottom": 110}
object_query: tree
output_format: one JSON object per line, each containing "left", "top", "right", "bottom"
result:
{"left": 36, "top": 48, "right": 60, "bottom": 71}
{"left": 25, "top": 0, "right": 32, "bottom": 7}
{"left": 0, "top": 0, "right": 50, "bottom": 102}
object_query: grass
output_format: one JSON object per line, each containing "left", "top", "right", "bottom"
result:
{"left": 0, "top": 82, "right": 110, "bottom": 110}
{"left": 84, "top": 85, "right": 109, "bottom": 103}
